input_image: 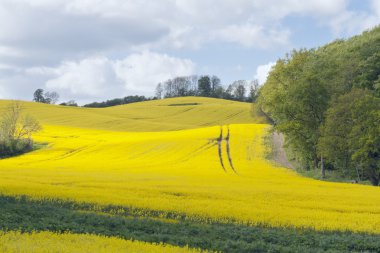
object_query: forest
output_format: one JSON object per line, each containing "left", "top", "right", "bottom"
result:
{"left": 259, "top": 26, "right": 380, "bottom": 185}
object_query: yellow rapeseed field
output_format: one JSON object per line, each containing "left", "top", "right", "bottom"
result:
{"left": 0, "top": 97, "right": 379, "bottom": 234}
{"left": 0, "top": 97, "right": 265, "bottom": 132}
{"left": 0, "top": 231, "right": 205, "bottom": 253}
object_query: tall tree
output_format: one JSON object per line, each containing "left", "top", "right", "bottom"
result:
{"left": 33, "top": 89, "right": 45, "bottom": 103}
{"left": 318, "top": 90, "right": 361, "bottom": 179}
{"left": 44, "top": 91, "right": 59, "bottom": 104}
{"left": 164, "top": 79, "right": 174, "bottom": 98}
{"left": 211, "top": 75, "right": 221, "bottom": 96}
{"left": 228, "top": 80, "right": 248, "bottom": 101}
{"left": 259, "top": 49, "right": 329, "bottom": 168}
{"left": 248, "top": 79, "right": 260, "bottom": 102}
{"left": 349, "top": 91, "right": 380, "bottom": 185}
{"left": 155, "top": 83, "right": 163, "bottom": 99}
{"left": 234, "top": 83, "right": 246, "bottom": 101}
{"left": 198, "top": 76, "right": 212, "bottom": 97}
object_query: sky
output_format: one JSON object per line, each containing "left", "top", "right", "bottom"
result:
{"left": 0, "top": 0, "right": 379, "bottom": 104}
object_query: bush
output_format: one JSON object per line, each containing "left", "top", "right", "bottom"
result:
{"left": 0, "top": 102, "right": 41, "bottom": 158}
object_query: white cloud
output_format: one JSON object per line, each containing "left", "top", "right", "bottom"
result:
{"left": 328, "top": 11, "right": 380, "bottom": 36}
{"left": 216, "top": 24, "right": 290, "bottom": 48}
{"left": 114, "top": 51, "right": 195, "bottom": 92}
{"left": 0, "top": 0, "right": 168, "bottom": 66}
{"left": 46, "top": 57, "right": 122, "bottom": 97}
{"left": 1, "top": 0, "right": 373, "bottom": 66}
{"left": 0, "top": 0, "right": 354, "bottom": 58}
{"left": 325, "top": 0, "right": 380, "bottom": 36}
{"left": 30, "top": 52, "right": 195, "bottom": 101}
{"left": 0, "top": 0, "right": 378, "bottom": 102}
{"left": 254, "top": 62, "right": 276, "bottom": 85}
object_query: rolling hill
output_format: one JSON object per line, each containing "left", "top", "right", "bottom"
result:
{"left": 0, "top": 97, "right": 266, "bottom": 132}
{"left": 0, "top": 97, "right": 379, "bottom": 252}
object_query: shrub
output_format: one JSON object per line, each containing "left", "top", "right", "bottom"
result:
{"left": 0, "top": 102, "right": 41, "bottom": 158}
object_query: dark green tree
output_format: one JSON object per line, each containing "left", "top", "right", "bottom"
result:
{"left": 317, "top": 89, "right": 380, "bottom": 185}
{"left": 198, "top": 76, "right": 211, "bottom": 97}
{"left": 355, "top": 52, "right": 380, "bottom": 96}
{"left": 349, "top": 92, "right": 380, "bottom": 185}
{"left": 33, "top": 89, "right": 45, "bottom": 103}
{"left": 318, "top": 90, "right": 363, "bottom": 179}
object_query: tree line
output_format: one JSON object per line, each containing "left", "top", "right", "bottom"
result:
{"left": 84, "top": 75, "right": 259, "bottom": 108}
{"left": 83, "top": 96, "right": 151, "bottom": 108}
{"left": 32, "top": 75, "right": 259, "bottom": 109}
{"left": 156, "top": 75, "right": 259, "bottom": 102}
{"left": 258, "top": 26, "right": 380, "bottom": 185}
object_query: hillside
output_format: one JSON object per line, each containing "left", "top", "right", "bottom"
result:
{"left": 0, "top": 97, "right": 266, "bottom": 132}
{"left": 0, "top": 98, "right": 380, "bottom": 252}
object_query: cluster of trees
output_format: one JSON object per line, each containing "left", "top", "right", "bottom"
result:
{"left": 83, "top": 96, "right": 151, "bottom": 108}
{"left": 33, "top": 89, "right": 60, "bottom": 104}
{"left": 0, "top": 103, "right": 41, "bottom": 158}
{"left": 34, "top": 89, "right": 79, "bottom": 107}
{"left": 59, "top": 100, "right": 78, "bottom": 107}
{"left": 259, "top": 26, "right": 380, "bottom": 185}
{"left": 156, "top": 75, "right": 259, "bottom": 102}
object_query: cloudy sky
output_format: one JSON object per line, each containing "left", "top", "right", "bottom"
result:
{"left": 0, "top": 0, "right": 379, "bottom": 104}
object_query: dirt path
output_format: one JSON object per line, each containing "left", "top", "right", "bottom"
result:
{"left": 272, "top": 132, "right": 294, "bottom": 169}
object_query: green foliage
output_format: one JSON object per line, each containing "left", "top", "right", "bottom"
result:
{"left": 1, "top": 195, "right": 380, "bottom": 253}
{"left": 318, "top": 91, "right": 360, "bottom": 177}
{"left": 197, "top": 76, "right": 212, "bottom": 97}
{"left": 259, "top": 50, "right": 329, "bottom": 167}
{"left": 33, "top": 88, "right": 45, "bottom": 103}
{"left": 259, "top": 26, "right": 380, "bottom": 181}
{"left": 318, "top": 89, "right": 380, "bottom": 184}
{"left": 33, "top": 89, "right": 59, "bottom": 104}
{"left": 356, "top": 52, "right": 380, "bottom": 95}
{"left": 349, "top": 91, "right": 380, "bottom": 185}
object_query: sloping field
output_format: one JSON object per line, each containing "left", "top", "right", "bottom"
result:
{"left": 1, "top": 123, "right": 380, "bottom": 233}
{"left": 0, "top": 97, "right": 265, "bottom": 132}
{"left": 0, "top": 97, "right": 379, "bottom": 252}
